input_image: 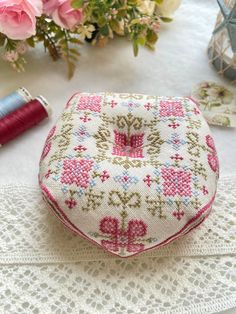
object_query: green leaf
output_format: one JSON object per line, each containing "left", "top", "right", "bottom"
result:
{"left": 100, "top": 24, "right": 109, "bottom": 36}
{"left": 137, "top": 37, "right": 146, "bottom": 46}
{"left": 160, "top": 17, "right": 173, "bottom": 23}
{"left": 26, "top": 37, "right": 35, "bottom": 48}
{"left": 147, "top": 30, "right": 158, "bottom": 44}
{"left": 97, "top": 16, "right": 107, "bottom": 27}
{"left": 71, "top": 0, "right": 83, "bottom": 9}
{"left": 67, "top": 61, "right": 76, "bottom": 79}
{"left": 109, "top": 20, "right": 120, "bottom": 32}
{"left": 69, "top": 48, "right": 81, "bottom": 56}
{"left": 117, "top": 9, "right": 127, "bottom": 18}
{"left": 154, "top": 0, "right": 164, "bottom": 4}
{"left": 133, "top": 41, "right": 139, "bottom": 57}
{"left": 130, "top": 18, "right": 141, "bottom": 26}
{"left": 69, "top": 38, "right": 83, "bottom": 45}
{"left": 127, "top": 0, "right": 139, "bottom": 5}
{"left": 0, "top": 35, "right": 6, "bottom": 46}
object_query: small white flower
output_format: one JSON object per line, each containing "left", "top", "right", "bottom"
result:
{"left": 77, "top": 25, "right": 95, "bottom": 39}
{"left": 152, "top": 21, "right": 161, "bottom": 32}
{"left": 113, "top": 20, "right": 125, "bottom": 36}
{"left": 156, "top": 0, "right": 182, "bottom": 17}
{"left": 139, "top": 16, "right": 151, "bottom": 25}
{"left": 16, "top": 41, "right": 28, "bottom": 55}
{"left": 4, "top": 50, "right": 19, "bottom": 62}
{"left": 138, "top": 0, "right": 156, "bottom": 16}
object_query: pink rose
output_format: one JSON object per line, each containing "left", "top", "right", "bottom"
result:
{"left": 43, "top": 0, "right": 59, "bottom": 15}
{"left": 0, "top": 0, "right": 42, "bottom": 40}
{"left": 44, "top": 0, "right": 83, "bottom": 30}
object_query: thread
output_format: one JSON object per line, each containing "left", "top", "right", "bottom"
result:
{"left": 0, "top": 97, "right": 51, "bottom": 146}
{"left": 0, "top": 87, "right": 32, "bottom": 118}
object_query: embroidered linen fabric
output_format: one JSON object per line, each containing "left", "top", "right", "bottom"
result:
{"left": 39, "top": 92, "right": 219, "bottom": 257}
{"left": 0, "top": 175, "right": 236, "bottom": 314}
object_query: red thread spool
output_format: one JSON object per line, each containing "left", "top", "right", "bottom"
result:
{"left": 0, "top": 96, "right": 51, "bottom": 146}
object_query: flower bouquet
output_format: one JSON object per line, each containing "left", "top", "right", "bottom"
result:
{"left": 0, "top": 0, "right": 181, "bottom": 78}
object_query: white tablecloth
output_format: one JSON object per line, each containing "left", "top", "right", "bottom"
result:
{"left": 0, "top": 0, "right": 236, "bottom": 313}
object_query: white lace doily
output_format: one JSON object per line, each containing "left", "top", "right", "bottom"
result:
{"left": 0, "top": 175, "right": 236, "bottom": 313}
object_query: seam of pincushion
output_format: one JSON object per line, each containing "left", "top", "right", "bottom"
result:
{"left": 39, "top": 181, "right": 216, "bottom": 258}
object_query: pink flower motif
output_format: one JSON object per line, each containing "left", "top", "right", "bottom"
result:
{"left": 207, "top": 154, "right": 218, "bottom": 172}
{"left": 4, "top": 50, "right": 19, "bottom": 62}
{"left": 74, "top": 145, "right": 87, "bottom": 152}
{"left": 110, "top": 100, "right": 117, "bottom": 108}
{"left": 206, "top": 135, "right": 219, "bottom": 173}
{"left": 168, "top": 122, "right": 180, "bottom": 129}
{"left": 99, "top": 217, "right": 147, "bottom": 253}
{"left": 161, "top": 167, "right": 192, "bottom": 197}
{"left": 206, "top": 135, "right": 216, "bottom": 151}
{"left": 143, "top": 174, "right": 153, "bottom": 187}
{"left": 47, "top": 125, "right": 56, "bottom": 141}
{"left": 41, "top": 142, "right": 52, "bottom": 161}
{"left": 80, "top": 115, "right": 91, "bottom": 123}
{"left": 77, "top": 96, "right": 102, "bottom": 112}
{"left": 202, "top": 185, "right": 208, "bottom": 195}
{"left": 0, "top": 0, "right": 42, "bottom": 40}
{"left": 61, "top": 159, "right": 93, "bottom": 188}
{"left": 40, "top": 126, "right": 56, "bottom": 161}
{"left": 112, "top": 130, "right": 144, "bottom": 158}
{"left": 43, "top": 0, "right": 59, "bottom": 15}
{"left": 43, "top": 0, "right": 83, "bottom": 30}
{"left": 193, "top": 107, "right": 200, "bottom": 115}
{"left": 173, "top": 210, "right": 184, "bottom": 220}
{"left": 100, "top": 170, "right": 110, "bottom": 182}
{"left": 144, "top": 102, "right": 152, "bottom": 111}
{"left": 45, "top": 169, "right": 53, "bottom": 179}
{"left": 170, "top": 153, "right": 183, "bottom": 161}
{"left": 16, "top": 41, "right": 28, "bottom": 55}
{"left": 65, "top": 198, "right": 77, "bottom": 209}
{"left": 160, "top": 101, "right": 184, "bottom": 117}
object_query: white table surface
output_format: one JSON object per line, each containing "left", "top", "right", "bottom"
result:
{"left": 0, "top": 0, "right": 235, "bottom": 313}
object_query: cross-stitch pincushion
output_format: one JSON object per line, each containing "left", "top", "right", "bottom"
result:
{"left": 39, "top": 92, "right": 219, "bottom": 258}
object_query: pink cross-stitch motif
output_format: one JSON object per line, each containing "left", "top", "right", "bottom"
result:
{"left": 41, "top": 142, "right": 51, "bottom": 161}
{"left": 110, "top": 100, "right": 117, "bottom": 108}
{"left": 112, "top": 130, "right": 144, "bottom": 158}
{"left": 144, "top": 102, "right": 152, "bottom": 111}
{"left": 206, "top": 135, "right": 216, "bottom": 151}
{"left": 207, "top": 154, "right": 218, "bottom": 172}
{"left": 74, "top": 145, "right": 87, "bottom": 152}
{"left": 173, "top": 210, "right": 184, "bottom": 220}
{"left": 206, "top": 135, "right": 219, "bottom": 173}
{"left": 99, "top": 217, "right": 147, "bottom": 253}
{"left": 40, "top": 126, "right": 56, "bottom": 161}
{"left": 160, "top": 101, "right": 184, "bottom": 117}
{"left": 161, "top": 167, "right": 192, "bottom": 197}
{"left": 100, "top": 170, "right": 110, "bottom": 182}
{"left": 65, "top": 198, "right": 77, "bottom": 209}
{"left": 193, "top": 107, "right": 200, "bottom": 115}
{"left": 143, "top": 174, "right": 153, "bottom": 187}
{"left": 61, "top": 159, "right": 93, "bottom": 188}
{"left": 77, "top": 95, "right": 102, "bottom": 112}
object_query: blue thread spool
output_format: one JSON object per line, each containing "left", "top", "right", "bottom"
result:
{"left": 0, "top": 87, "right": 32, "bottom": 118}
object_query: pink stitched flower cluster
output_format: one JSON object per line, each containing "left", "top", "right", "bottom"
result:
{"left": 0, "top": 0, "right": 83, "bottom": 40}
